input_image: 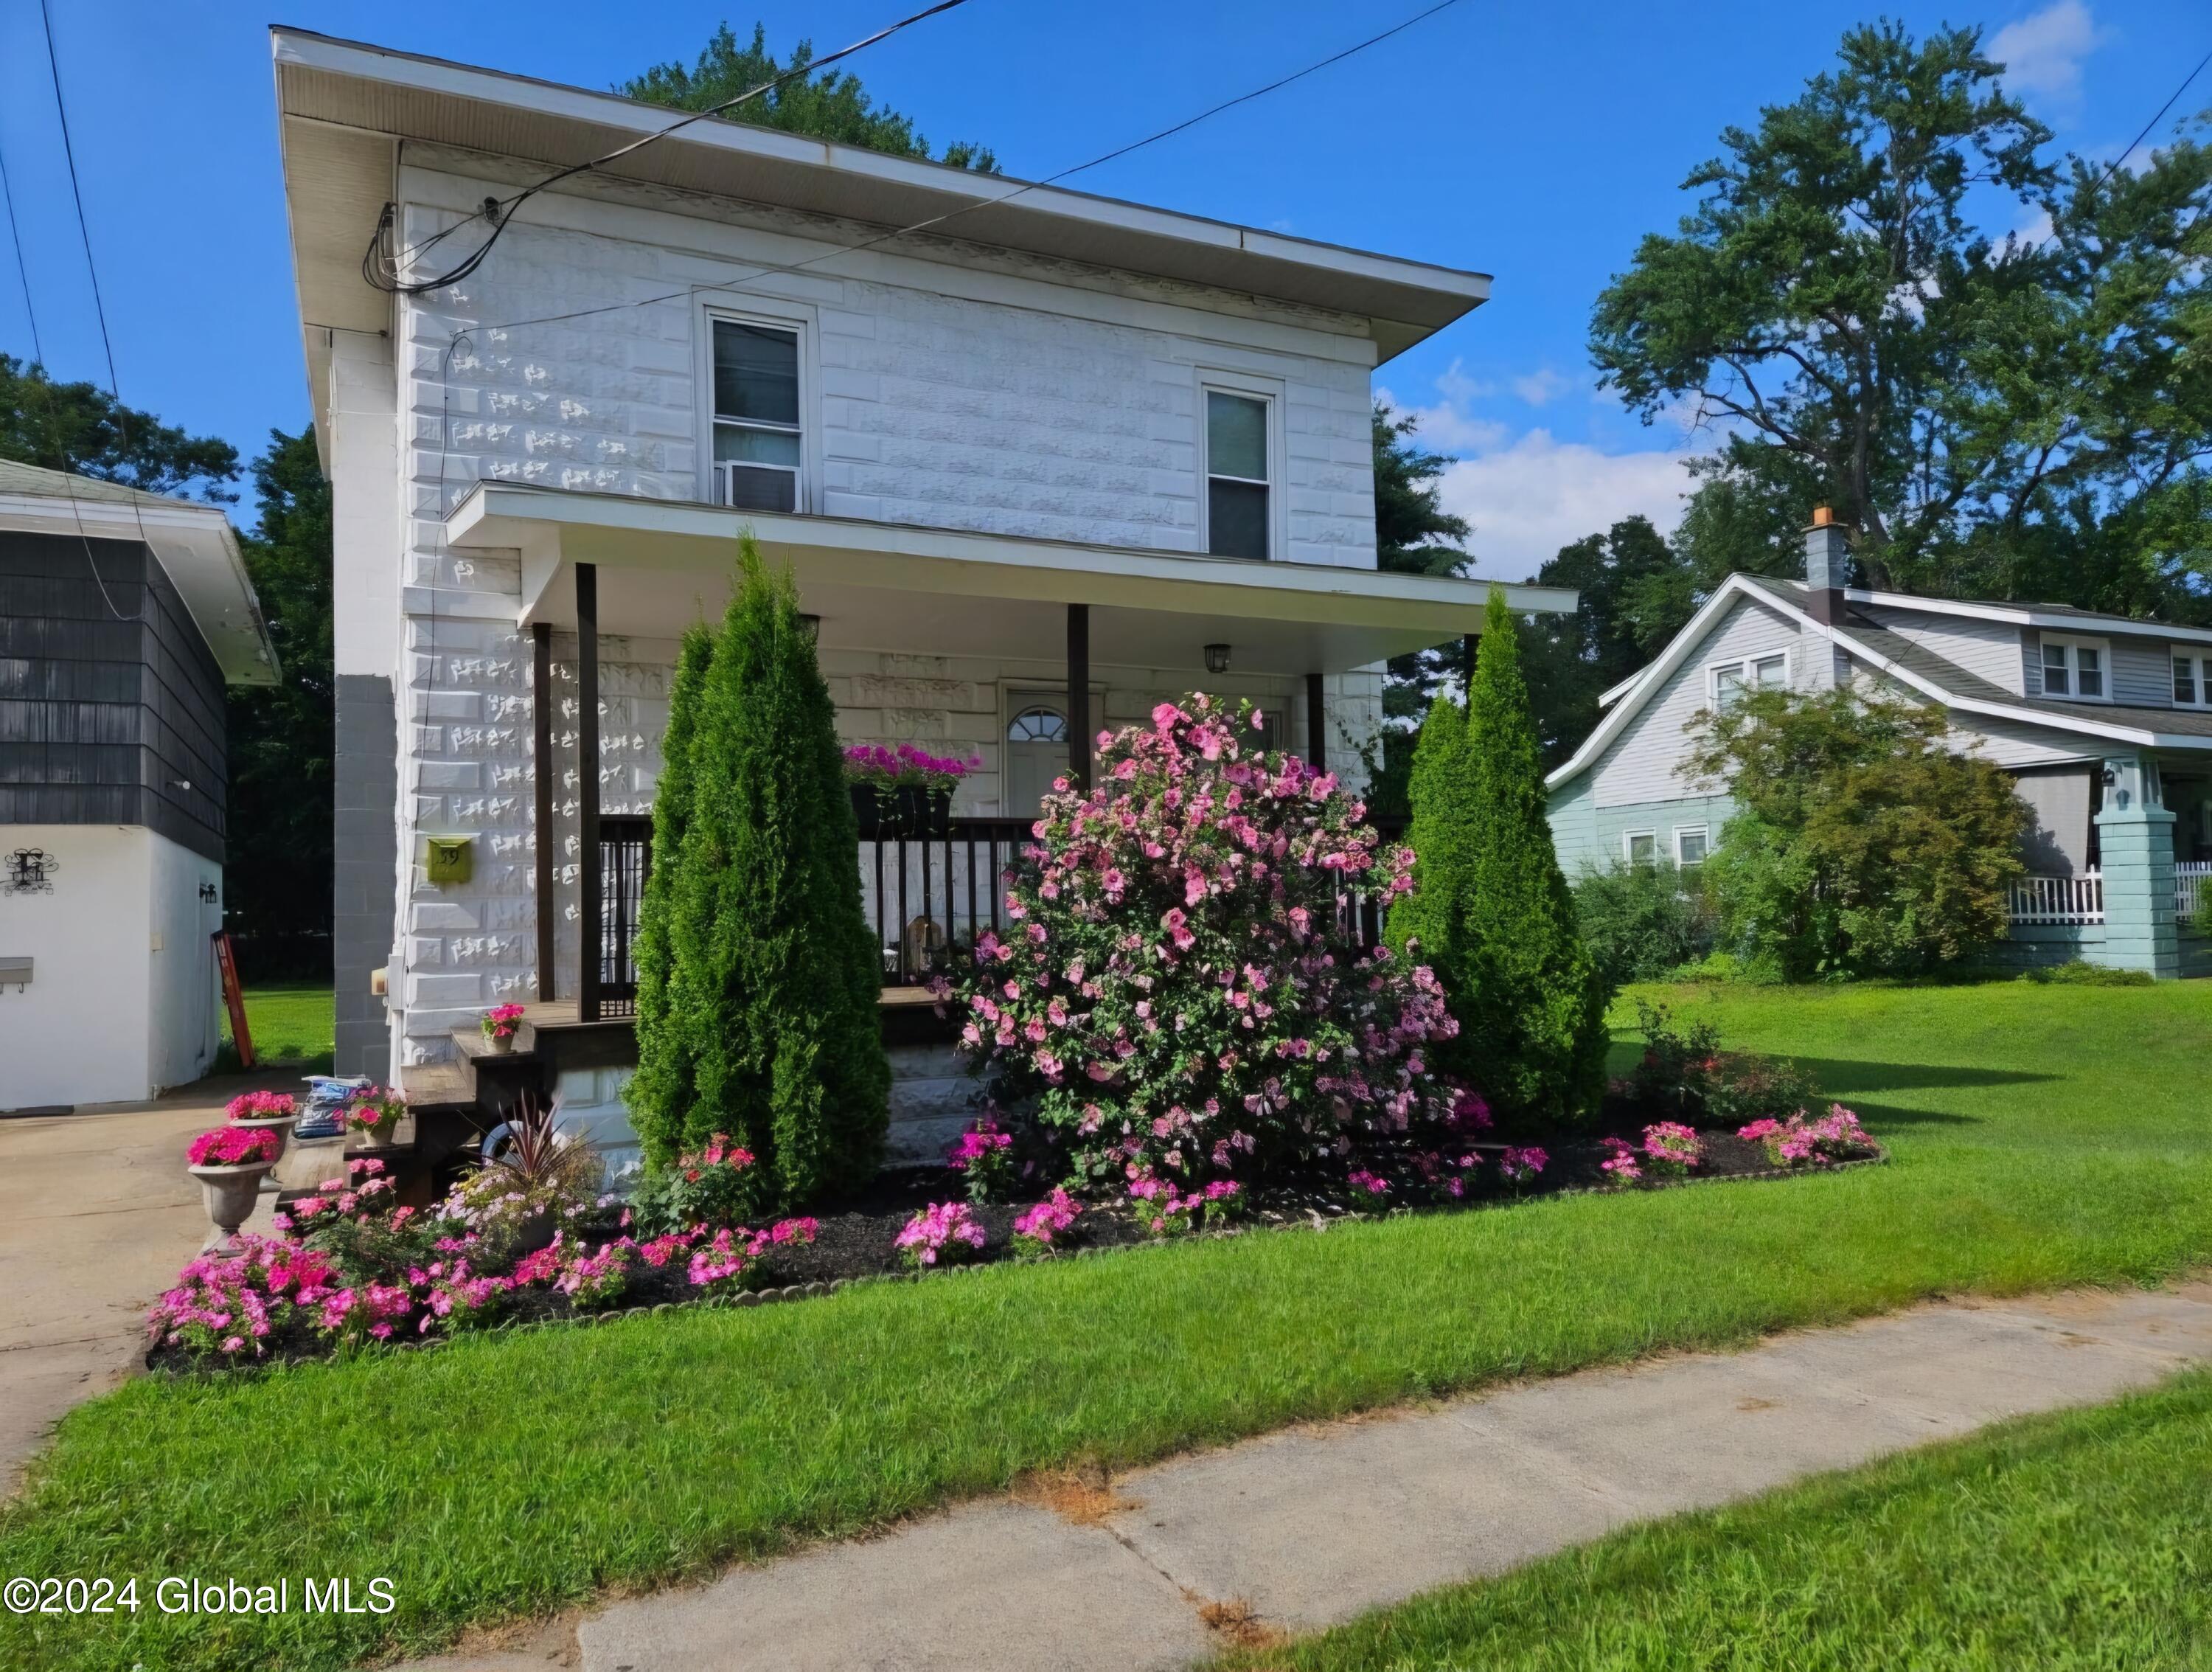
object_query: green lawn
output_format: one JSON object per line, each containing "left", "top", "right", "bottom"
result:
{"left": 220, "top": 983, "right": 334, "bottom": 1071}
{"left": 6, "top": 979, "right": 2212, "bottom": 1671}
{"left": 1212, "top": 1367, "right": 2212, "bottom": 1671}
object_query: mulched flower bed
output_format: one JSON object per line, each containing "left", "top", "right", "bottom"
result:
{"left": 143, "top": 1119, "right": 1882, "bottom": 1380}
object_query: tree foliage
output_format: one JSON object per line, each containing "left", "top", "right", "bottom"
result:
{"left": 622, "top": 21, "right": 997, "bottom": 171}
{"left": 0, "top": 354, "right": 239, "bottom": 502}
{"left": 1369, "top": 400, "right": 1474, "bottom": 812}
{"left": 1393, "top": 589, "right": 1609, "bottom": 1125}
{"left": 1686, "top": 687, "right": 2029, "bottom": 979}
{"left": 1520, "top": 515, "right": 1680, "bottom": 767}
{"left": 640, "top": 541, "right": 888, "bottom": 1207}
{"left": 1571, "top": 859, "right": 1718, "bottom": 988}
{"left": 1589, "top": 20, "right": 2212, "bottom": 606}
{"left": 223, "top": 429, "right": 334, "bottom": 968}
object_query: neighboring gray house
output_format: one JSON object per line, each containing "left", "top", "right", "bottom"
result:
{"left": 268, "top": 30, "right": 1573, "bottom": 1168}
{"left": 1547, "top": 515, "right": 2212, "bottom": 979}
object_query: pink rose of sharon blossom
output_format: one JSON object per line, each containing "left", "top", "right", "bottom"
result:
{"left": 950, "top": 694, "right": 1477, "bottom": 1204}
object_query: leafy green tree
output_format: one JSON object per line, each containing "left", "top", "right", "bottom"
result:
{"left": 1368, "top": 400, "right": 1473, "bottom": 813}
{"left": 1520, "top": 515, "right": 1681, "bottom": 766}
{"left": 0, "top": 354, "right": 238, "bottom": 501}
{"left": 223, "top": 429, "right": 333, "bottom": 971}
{"left": 1590, "top": 20, "right": 2212, "bottom": 608}
{"left": 1571, "top": 859, "right": 1717, "bottom": 988}
{"left": 1394, "top": 589, "right": 1608, "bottom": 1124}
{"left": 625, "top": 623, "right": 716, "bottom": 1155}
{"left": 1686, "top": 687, "right": 2028, "bottom": 979}
{"left": 656, "top": 540, "right": 888, "bottom": 1204}
{"left": 622, "top": 22, "right": 997, "bottom": 170}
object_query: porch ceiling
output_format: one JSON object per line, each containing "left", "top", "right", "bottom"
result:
{"left": 446, "top": 483, "right": 1576, "bottom": 676}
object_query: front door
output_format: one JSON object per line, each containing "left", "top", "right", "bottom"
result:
{"left": 1006, "top": 694, "right": 1071, "bottom": 814}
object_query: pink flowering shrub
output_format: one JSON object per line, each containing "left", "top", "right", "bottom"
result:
{"left": 316, "top": 1280, "right": 416, "bottom": 1345}
{"left": 187, "top": 1126, "right": 279, "bottom": 1168}
{"left": 946, "top": 694, "right": 1478, "bottom": 1205}
{"left": 945, "top": 1115, "right": 1018, "bottom": 1204}
{"left": 1599, "top": 1137, "right": 1644, "bottom": 1185}
{"left": 146, "top": 1235, "right": 337, "bottom": 1361}
{"left": 553, "top": 1239, "right": 637, "bottom": 1308}
{"left": 1346, "top": 1168, "right": 1391, "bottom": 1199}
{"left": 895, "top": 1201, "right": 987, "bottom": 1268}
{"left": 1739, "top": 1105, "right": 1877, "bottom": 1168}
{"left": 686, "top": 1228, "right": 764, "bottom": 1294}
{"left": 1127, "top": 1171, "right": 1242, "bottom": 1236}
{"left": 410, "top": 1258, "right": 509, "bottom": 1332}
{"left": 1010, "top": 1188, "right": 1080, "bottom": 1255}
{"left": 1638, "top": 1122, "right": 1704, "bottom": 1177}
{"left": 631, "top": 1132, "right": 763, "bottom": 1234}
{"left": 1497, "top": 1145, "right": 1548, "bottom": 1187}
{"left": 224, "top": 1090, "right": 296, "bottom": 1122}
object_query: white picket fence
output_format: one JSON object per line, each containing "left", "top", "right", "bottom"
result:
{"left": 2179, "top": 861, "right": 2212, "bottom": 925}
{"left": 2007, "top": 870, "right": 2104, "bottom": 926}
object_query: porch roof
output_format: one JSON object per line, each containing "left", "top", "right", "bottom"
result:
{"left": 446, "top": 482, "right": 1576, "bottom": 676}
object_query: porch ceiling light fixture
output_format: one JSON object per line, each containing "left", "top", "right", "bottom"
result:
{"left": 1204, "top": 642, "right": 1232, "bottom": 675}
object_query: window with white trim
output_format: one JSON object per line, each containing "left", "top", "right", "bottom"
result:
{"left": 710, "top": 317, "right": 804, "bottom": 512}
{"left": 1674, "top": 825, "right": 1710, "bottom": 867}
{"left": 2173, "top": 650, "right": 2210, "bottom": 709}
{"left": 2039, "top": 634, "right": 2107, "bottom": 701}
{"left": 1709, "top": 651, "right": 1789, "bottom": 708}
{"left": 1203, "top": 389, "right": 1273, "bottom": 560}
{"left": 1624, "top": 829, "right": 1658, "bottom": 866}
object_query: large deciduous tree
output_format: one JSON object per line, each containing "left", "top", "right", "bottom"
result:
{"left": 1590, "top": 20, "right": 2212, "bottom": 608}
{"left": 0, "top": 354, "right": 239, "bottom": 502}
{"left": 1369, "top": 400, "right": 1474, "bottom": 812}
{"left": 622, "top": 21, "right": 998, "bottom": 171}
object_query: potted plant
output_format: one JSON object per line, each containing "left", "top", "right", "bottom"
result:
{"left": 479, "top": 1003, "right": 527, "bottom": 1055}
{"left": 342, "top": 1086, "right": 408, "bottom": 1147}
{"left": 185, "top": 1126, "right": 280, "bottom": 1252}
{"left": 223, "top": 1090, "right": 299, "bottom": 1159}
{"left": 842, "top": 742, "right": 976, "bottom": 839}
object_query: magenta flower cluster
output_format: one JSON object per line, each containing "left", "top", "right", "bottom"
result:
{"left": 146, "top": 1235, "right": 339, "bottom": 1359}
{"left": 1739, "top": 1105, "right": 1875, "bottom": 1168}
{"left": 1496, "top": 1145, "right": 1548, "bottom": 1187}
{"left": 1126, "top": 1170, "right": 1242, "bottom": 1236}
{"left": 843, "top": 741, "right": 978, "bottom": 792}
{"left": 481, "top": 1002, "right": 527, "bottom": 1041}
{"left": 224, "top": 1090, "right": 296, "bottom": 1122}
{"left": 894, "top": 1200, "right": 987, "bottom": 1268}
{"left": 187, "top": 1125, "right": 279, "bottom": 1168}
{"left": 1639, "top": 1121, "right": 1705, "bottom": 1176}
{"left": 1010, "top": 1188, "right": 1080, "bottom": 1254}
{"left": 945, "top": 694, "right": 1478, "bottom": 1206}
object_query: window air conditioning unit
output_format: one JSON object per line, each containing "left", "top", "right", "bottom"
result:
{"left": 714, "top": 460, "right": 799, "bottom": 514}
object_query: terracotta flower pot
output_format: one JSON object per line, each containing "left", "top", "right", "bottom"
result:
{"left": 189, "top": 1162, "right": 274, "bottom": 1252}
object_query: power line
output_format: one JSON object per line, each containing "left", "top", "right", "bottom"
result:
{"left": 366, "top": 0, "right": 977, "bottom": 295}
{"left": 2084, "top": 43, "right": 2212, "bottom": 203}
{"left": 448, "top": 0, "right": 1472, "bottom": 345}
{"left": 0, "top": 140, "right": 44, "bottom": 365}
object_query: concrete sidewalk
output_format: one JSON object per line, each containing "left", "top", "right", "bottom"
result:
{"left": 404, "top": 1280, "right": 2212, "bottom": 1672}
{"left": 0, "top": 1080, "right": 279, "bottom": 1490}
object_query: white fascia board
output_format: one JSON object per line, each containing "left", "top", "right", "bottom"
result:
{"left": 1596, "top": 666, "right": 1650, "bottom": 710}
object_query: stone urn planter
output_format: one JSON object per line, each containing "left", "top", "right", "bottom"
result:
{"left": 222, "top": 1092, "right": 299, "bottom": 1162}
{"left": 184, "top": 1127, "right": 281, "bottom": 1252}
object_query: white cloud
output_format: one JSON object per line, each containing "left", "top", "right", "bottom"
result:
{"left": 1511, "top": 367, "right": 1573, "bottom": 406}
{"left": 1989, "top": 1, "right": 2104, "bottom": 105}
{"left": 1433, "top": 431, "right": 1699, "bottom": 581}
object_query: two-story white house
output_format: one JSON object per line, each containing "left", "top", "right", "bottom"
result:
{"left": 271, "top": 30, "right": 1571, "bottom": 1165}
{"left": 1548, "top": 515, "right": 2212, "bottom": 979}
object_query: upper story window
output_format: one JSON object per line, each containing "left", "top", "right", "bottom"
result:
{"left": 2174, "top": 651, "right": 2210, "bottom": 709}
{"left": 1203, "top": 389, "right": 1273, "bottom": 560}
{"left": 711, "top": 318, "right": 803, "bottom": 512}
{"left": 2040, "top": 634, "right": 2107, "bottom": 701}
{"left": 1674, "top": 825, "right": 1710, "bottom": 867}
{"left": 1709, "top": 651, "right": 1788, "bottom": 708}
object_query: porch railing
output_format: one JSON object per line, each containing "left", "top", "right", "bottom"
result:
{"left": 2178, "top": 861, "right": 2212, "bottom": 926}
{"left": 2006, "top": 869, "right": 2104, "bottom": 926}
{"left": 592, "top": 816, "right": 652, "bottom": 1019}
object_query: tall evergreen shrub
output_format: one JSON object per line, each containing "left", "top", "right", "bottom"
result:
{"left": 1392, "top": 589, "right": 1610, "bottom": 1123}
{"left": 625, "top": 623, "right": 715, "bottom": 1162}
{"left": 653, "top": 540, "right": 888, "bottom": 1205}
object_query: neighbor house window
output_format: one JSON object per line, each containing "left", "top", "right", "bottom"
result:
{"left": 711, "top": 318, "right": 803, "bottom": 512}
{"left": 1204, "top": 389, "right": 1272, "bottom": 560}
{"left": 1674, "top": 826, "right": 1710, "bottom": 867}
{"left": 2174, "top": 651, "right": 2210, "bottom": 708}
{"left": 1624, "top": 830, "right": 1658, "bottom": 866}
{"left": 2040, "top": 635, "right": 2107, "bottom": 700}
{"left": 1710, "top": 651, "right": 1789, "bottom": 707}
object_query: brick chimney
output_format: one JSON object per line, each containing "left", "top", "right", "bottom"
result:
{"left": 1804, "top": 507, "right": 1849, "bottom": 625}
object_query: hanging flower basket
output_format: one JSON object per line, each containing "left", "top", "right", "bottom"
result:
{"left": 843, "top": 743, "right": 974, "bottom": 839}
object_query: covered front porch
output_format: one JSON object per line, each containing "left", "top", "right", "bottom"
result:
{"left": 446, "top": 481, "right": 1572, "bottom": 1023}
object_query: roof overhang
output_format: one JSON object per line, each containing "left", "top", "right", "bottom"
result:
{"left": 0, "top": 490, "right": 278, "bottom": 685}
{"left": 445, "top": 483, "right": 1571, "bottom": 675}
{"left": 1548, "top": 575, "right": 2212, "bottom": 794}
{"left": 1846, "top": 585, "right": 2212, "bottom": 647}
{"left": 271, "top": 27, "right": 1492, "bottom": 447}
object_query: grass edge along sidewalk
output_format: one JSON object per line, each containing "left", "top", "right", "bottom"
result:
{"left": 4, "top": 978, "right": 2211, "bottom": 1672}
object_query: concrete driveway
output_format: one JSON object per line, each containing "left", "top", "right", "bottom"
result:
{"left": 0, "top": 1077, "right": 282, "bottom": 1491}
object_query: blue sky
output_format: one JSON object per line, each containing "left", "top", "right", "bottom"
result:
{"left": 0, "top": 0, "right": 2202, "bottom": 576}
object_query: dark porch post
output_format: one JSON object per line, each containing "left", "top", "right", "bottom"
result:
{"left": 1463, "top": 633, "right": 1478, "bottom": 688}
{"left": 577, "top": 563, "right": 603, "bottom": 1023}
{"left": 532, "top": 623, "right": 555, "bottom": 1003}
{"left": 1067, "top": 603, "right": 1092, "bottom": 793}
{"left": 1304, "top": 673, "right": 1326, "bottom": 770}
